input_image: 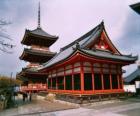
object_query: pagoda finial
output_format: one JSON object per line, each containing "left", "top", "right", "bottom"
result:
{"left": 38, "top": 2, "right": 41, "bottom": 28}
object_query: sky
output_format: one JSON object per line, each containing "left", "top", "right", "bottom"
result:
{"left": 0, "top": 0, "right": 139, "bottom": 77}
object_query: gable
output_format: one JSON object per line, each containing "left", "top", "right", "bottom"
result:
{"left": 85, "top": 29, "right": 121, "bottom": 55}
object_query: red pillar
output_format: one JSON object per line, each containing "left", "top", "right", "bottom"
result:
{"left": 51, "top": 71, "right": 52, "bottom": 89}
{"left": 64, "top": 67, "right": 66, "bottom": 90}
{"left": 56, "top": 69, "right": 58, "bottom": 90}
{"left": 117, "top": 74, "right": 120, "bottom": 89}
{"left": 72, "top": 64, "right": 74, "bottom": 91}
{"left": 117, "top": 66, "right": 120, "bottom": 90}
{"left": 101, "top": 64, "right": 104, "bottom": 90}
{"left": 121, "top": 74, "right": 124, "bottom": 89}
{"left": 91, "top": 63, "right": 94, "bottom": 91}
{"left": 109, "top": 65, "right": 112, "bottom": 90}
{"left": 80, "top": 62, "right": 84, "bottom": 93}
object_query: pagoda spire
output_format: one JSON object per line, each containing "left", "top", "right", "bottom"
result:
{"left": 38, "top": 2, "right": 41, "bottom": 28}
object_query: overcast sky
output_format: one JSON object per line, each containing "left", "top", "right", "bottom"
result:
{"left": 0, "top": 0, "right": 139, "bottom": 77}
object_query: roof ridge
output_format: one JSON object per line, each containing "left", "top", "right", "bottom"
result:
{"left": 61, "top": 21, "right": 103, "bottom": 51}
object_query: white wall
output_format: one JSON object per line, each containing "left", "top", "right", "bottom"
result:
{"left": 124, "top": 85, "right": 136, "bottom": 93}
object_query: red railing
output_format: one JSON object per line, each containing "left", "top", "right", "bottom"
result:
{"left": 20, "top": 83, "right": 47, "bottom": 92}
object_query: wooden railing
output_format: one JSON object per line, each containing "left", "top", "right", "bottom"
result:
{"left": 20, "top": 83, "right": 47, "bottom": 92}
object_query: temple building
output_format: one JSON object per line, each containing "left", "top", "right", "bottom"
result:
{"left": 17, "top": 3, "right": 58, "bottom": 92}
{"left": 17, "top": 3, "right": 137, "bottom": 97}
{"left": 124, "top": 63, "right": 140, "bottom": 94}
{"left": 38, "top": 21, "right": 137, "bottom": 96}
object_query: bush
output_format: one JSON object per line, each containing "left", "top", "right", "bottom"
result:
{"left": 0, "top": 75, "right": 22, "bottom": 108}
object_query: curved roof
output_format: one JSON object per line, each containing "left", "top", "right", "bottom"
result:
{"left": 20, "top": 48, "right": 56, "bottom": 63}
{"left": 21, "top": 27, "right": 58, "bottom": 46}
{"left": 130, "top": 2, "right": 140, "bottom": 14}
{"left": 41, "top": 22, "right": 137, "bottom": 69}
{"left": 124, "top": 67, "right": 140, "bottom": 83}
{"left": 29, "top": 27, "right": 58, "bottom": 39}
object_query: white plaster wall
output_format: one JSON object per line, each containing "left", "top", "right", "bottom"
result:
{"left": 124, "top": 85, "right": 136, "bottom": 93}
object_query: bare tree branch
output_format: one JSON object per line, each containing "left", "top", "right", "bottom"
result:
{"left": 0, "top": 19, "right": 15, "bottom": 53}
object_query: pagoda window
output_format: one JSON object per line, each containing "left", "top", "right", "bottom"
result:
{"left": 94, "top": 73, "right": 102, "bottom": 90}
{"left": 52, "top": 77, "right": 56, "bottom": 90}
{"left": 74, "top": 74, "right": 81, "bottom": 90}
{"left": 84, "top": 73, "right": 92, "bottom": 90}
{"left": 111, "top": 74, "right": 118, "bottom": 89}
{"left": 65, "top": 75, "right": 72, "bottom": 90}
{"left": 103, "top": 74, "right": 110, "bottom": 90}
{"left": 57, "top": 76, "right": 64, "bottom": 90}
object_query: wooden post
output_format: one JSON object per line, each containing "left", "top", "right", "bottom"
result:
{"left": 109, "top": 65, "right": 112, "bottom": 90}
{"left": 117, "top": 74, "right": 120, "bottom": 89}
{"left": 72, "top": 64, "right": 74, "bottom": 91}
{"left": 56, "top": 69, "right": 58, "bottom": 90}
{"left": 91, "top": 63, "right": 94, "bottom": 91}
{"left": 64, "top": 67, "right": 66, "bottom": 90}
{"left": 101, "top": 64, "right": 104, "bottom": 90}
{"left": 80, "top": 62, "right": 84, "bottom": 93}
{"left": 51, "top": 71, "right": 52, "bottom": 89}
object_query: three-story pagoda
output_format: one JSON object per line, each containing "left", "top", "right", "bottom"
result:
{"left": 18, "top": 3, "right": 58, "bottom": 92}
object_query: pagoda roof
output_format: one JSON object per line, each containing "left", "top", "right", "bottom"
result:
{"left": 17, "top": 67, "right": 47, "bottom": 79}
{"left": 124, "top": 66, "right": 140, "bottom": 83}
{"left": 40, "top": 22, "right": 137, "bottom": 69}
{"left": 130, "top": 2, "right": 140, "bottom": 14}
{"left": 21, "top": 27, "right": 58, "bottom": 46}
{"left": 20, "top": 48, "right": 56, "bottom": 63}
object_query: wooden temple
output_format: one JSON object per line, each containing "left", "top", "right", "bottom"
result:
{"left": 17, "top": 3, "right": 58, "bottom": 92}
{"left": 17, "top": 3, "right": 137, "bottom": 99}
{"left": 38, "top": 21, "right": 137, "bottom": 97}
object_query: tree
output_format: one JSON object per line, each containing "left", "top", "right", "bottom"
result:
{"left": 0, "top": 19, "right": 15, "bottom": 53}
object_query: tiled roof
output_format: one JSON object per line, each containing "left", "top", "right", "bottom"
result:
{"left": 42, "top": 22, "right": 103, "bottom": 68}
{"left": 80, "top": 49, "right": 137, "bottom": 62}
{"left": 41, "top": 22, "right": 137, "bottom": 69}
{"left": 21, "top": 27, "right": 58, "bottom": 46}
{"left": 29, "top": 27, "right": 58, "bottom": 39}
{"left": 24, "top": 48, "right": 56, "bottom": 56}
{"left": 124, "top": 67, "right": 140, "bottom": 83}
{"left": 130, "top": 2, "right": 140, "bottom": 14}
